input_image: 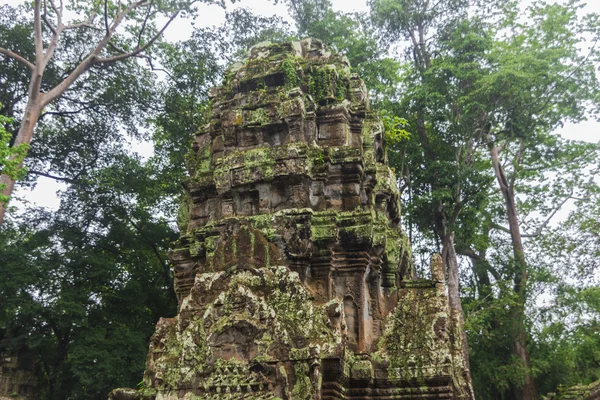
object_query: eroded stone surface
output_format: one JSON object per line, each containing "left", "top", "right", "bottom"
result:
{"left": 111, "top": 39, "right": 473, "bottom": 400}
{"left": 0, "top": 345, "right": 37, "bottom": 400}
{"left": 547, "top": 380, "right": 600, "bottom": 400}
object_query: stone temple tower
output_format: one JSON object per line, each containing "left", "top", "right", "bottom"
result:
{"left": 111, "top": 39, "right": 473, "bottom": 400}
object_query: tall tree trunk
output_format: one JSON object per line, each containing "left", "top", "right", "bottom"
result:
{"left": 0, "top": 101, "right": 40, "bottom": 224}
{"left": 489, "top": 140, "right": 536, "bottom": 400}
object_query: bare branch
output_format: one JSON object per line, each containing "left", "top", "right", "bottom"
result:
{"left": 0, "top": 48, "right": 35, "bottom": 71}
{"left": 457, "top": 247, "right": 502, "bottom": 282}
{"left": 42, "top": 0, "right": 149, "bottom": 106}
{"left": 95, "top": 10, "right": 180, "bottom": 64}
{"left": 28, "top": 170, "right": 78, "bottom": 184}
{"left": 64, "top": 22, "right": 102, "bottom": 31}
{"left": 107, "top": 41, "right": 128, "bottom": 55}
{"left": 492, "top": 222, "right": 540, "bottom": 238}
{"left": 527, "top": 193, "right": 574, "bottom": 237}
{"left": 489, "top": 140, "right": 510, "bottom": 192}
{"left": 40, "top": 104, "right": 98, "bottom": 118}
{"left": 64, "top": 2, "right": 102, "bottom": 30}
{"left": 492, "top": 192, "right": 573, "bottom": 238}
{"left": 42, "top": 56, "right": 95, "bottom": 108}
{"left": 34, "top": 0, "right": 44, "bottom": 61}
{"left": 144, "top": 54, "right": 175, "bottom": 80}
{"left": 137, "top": 0, "right": 155, "bottom": 48}
{"left": 42, "top": 12, "right": 58, "bottom": 36}
{"left": 42, "top": 26, "right": 64, "bottom": 68}
{"left": 88, "top": 4, "right": 98, "bottom": 24}
{"left": 491, "top": 222, "right": 511, "bottom": 234}
{"left": 104, "top": 0, "right": 109, "bottom": 35}
{"left": 509, "top": 139, "right": 526, "bottom": 191}
{"left": 48, "top": 0, "right": 61, "bottom": 17}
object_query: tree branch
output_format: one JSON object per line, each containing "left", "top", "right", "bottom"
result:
{"left": 103, "top": 0, "right": 109, "bottom": 35}
{"left": 0, "top": 48, "right": 35, "bottom": 71}
{"left": 34, "top": 0, "right": 44, "bottom": 62}
{"left": 137, "top": 0, "right": 154, "bottom": 48}
{"left": 95, "top": 10, "right": 180, "bottom": 64}
{"left": 48, "top": 0, "right": 61, "bottom": 17}
{"left": 40, "top": 0, "right": 144, "bottom": 107}
{"left": 42, "top": 22, "right": 64, "bottom": 68}
{"left": 40, "top": 104, "right": 97, "bottom": 118}
{"left": 28, "top": 170, "right": 78, "bottom": 184}
{"left": 144, "top": 54, "right": 175, "bottom": 80}
{"left": 106, "top": 41, "right": 130, "bottom": 56}
{"left": 490, "top": 222, "right": 510, "bottom": 234}
{"left": 41, "top": 12, "right": 58, "bottom": 36}
{"left": 64, "top": 22, "right": 102, "bottom": 31}
{"left": 456, "top": 247, "right": 502, "bottom": 282}
{"left": 509, "top": 139, "right": 526, "bottom": 191}
{"left": 64, "top": 2, "right": 100, "bottom": 30}
{"left": 41, "top": 55, "right": 95, "bottom": 108}
{"left": 528, "top": 192, "right": 574, "bottom": 237}
{"left": 491, "top": 191, "right": 573, "bottom": 238}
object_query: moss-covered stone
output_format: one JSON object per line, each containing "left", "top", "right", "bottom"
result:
{"left": 111, "top": 38, "right": 473, "bottom": 400}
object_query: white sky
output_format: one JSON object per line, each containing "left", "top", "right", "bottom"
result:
{"left": 0, "top": 0, "right": 598, "bottom": 210}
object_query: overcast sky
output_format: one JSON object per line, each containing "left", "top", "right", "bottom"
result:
{"left": 1, "top": 0, "right": 599, "bottom": 210}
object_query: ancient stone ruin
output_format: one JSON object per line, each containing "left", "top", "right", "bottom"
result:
{"left": 0, "top": 340, "right": 37, "bottom": 400}
{"left": 111, "top": 39, "right": 473, "bottom": 399}
{"left": 547, "top": 380, "right": 600, "bottom": 400}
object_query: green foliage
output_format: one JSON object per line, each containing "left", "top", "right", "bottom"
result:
{"left": 0, "top": 5, "right": 35, "bottom": 120}
{"left": 0, "top": 109, "right": 28, "bottom": 205}
{"left": 307, "top": 65, "right": 349, "bottom": 103}
{"left": 463, "top": 281, "right": 530, "bottom": 397}
{"left": 281, "top": 55, "right": 300, "bottom": 89}
{"left": 528, "top": 182, "right": 600, "bottom": 392}
{"left": 0, "top": 203, "right": 177, "bottom": 399}
{"left": 380, "top": 110, "right": 410, "bottom": 144}
{"left": 308, "top": 66, "right": 334, "bottom": 103}
{"left": 372, "top": 0, "right": 600, "bottom": 397}
{"left": 0, "top": 5, "right": 185, "bottom": 399}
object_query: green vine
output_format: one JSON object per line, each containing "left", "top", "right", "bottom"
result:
{"left": 281, "top": 55, "right": 300, "bottom": 89}
{"left": 0, "top": 106, "right": 29, "bottom": 206}
{"left": 308, "top": 67, "right": 333, "bottom": 103}
{"left": 308, "top": 66, "right": 348, "bottom": 103}
{"left": 335, "top": 75, "right": 349, "bottom": 101}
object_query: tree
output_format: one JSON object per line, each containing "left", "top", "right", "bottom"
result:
{"left": 369, "top": 2, "right": 490, "bottom": 393}
{"left": 0, "top": 6, "right": 179, "bottom": 398}
{"left": 0, "top": 70, "right": 182, "bottom": 396}
{"left": 0, "top": 4, "right": 287, "bottom": 396}
{"left": 457, "top": 3, "right": 600, "bottom": 397}
{"left": 462, "top": 135, "right": 599, "bottom": 398}
{"left": 0, "top": 0, "right": 206, "bottom": 224}
{"left": 370, "top": 0, "right": 600, "bottom": 398}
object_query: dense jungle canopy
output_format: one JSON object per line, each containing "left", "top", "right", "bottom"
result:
{"left": 0, "top": 0, "right": 599, "bottom": 399}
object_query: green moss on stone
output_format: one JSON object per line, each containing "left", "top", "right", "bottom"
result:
{"left": 281, "top": 55, "right": 301, "bottom": 89}
{"left": 292, "top": 362, "right": 313, "bottom": 400}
